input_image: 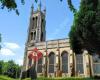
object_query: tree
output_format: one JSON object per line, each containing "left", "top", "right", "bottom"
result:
{"left": 0, "top": 0, "right": 25, "bottom": 15}
{"left": 69, "top": 0, "right": 100, "bottom": 56}
{"left": 0, "top": 60, "right": 4, "bottom": 74}
{"left": 0, "top": 60, "right": 21, "bottom": 78}
{"left": 6, "top": 60, "right": 21, "bottom": 78}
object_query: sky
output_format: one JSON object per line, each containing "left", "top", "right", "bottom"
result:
{"left": 0, "top": 0, "right": 80, "bottom": 65}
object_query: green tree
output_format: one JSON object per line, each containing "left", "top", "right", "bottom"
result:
{"left": 69, "top": 0, "right": 100, "bottom": 56}
{"left": 6, "top": 60, "right": 21, "bottom": 78}
{"left": 0, "top": 0, "right": 21, "bottom": 15}
{"left": 0, "top": 60, "right": 21, "bottom": 78}
{"left": 0, "top": 0, "right": 37, "bottom": 15}
{"left": 0, "top": 60, "right": 4, "bottom": 74}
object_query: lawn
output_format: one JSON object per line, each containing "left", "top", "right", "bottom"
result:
{"left": 23, "top": 77, "right": 94, "bottom": 80}
{"left": 0, "top": 75, "right": 94, "bottom": 80}
{"left": 0, "top": 75, "right": 19, "bottom": 80}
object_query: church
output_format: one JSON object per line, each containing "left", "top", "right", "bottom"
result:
{"left": 22, "top": 3, "right": 100, "bottom": 78}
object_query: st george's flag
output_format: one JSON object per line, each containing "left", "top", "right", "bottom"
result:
{"left": 28, "top": 48, "right": 42, "bottom": 61}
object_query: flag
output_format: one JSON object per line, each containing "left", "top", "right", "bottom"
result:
{"left": 28, "top": 48, "right": 43, "bottom": 61}
{"left": 28, "top": 53, "right": 38, "bottom": 61}
{"left": 28, "top": 53, "right": 33, "bottom": 59}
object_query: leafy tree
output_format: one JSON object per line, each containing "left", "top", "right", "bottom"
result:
{"left": 69, "top": 0, "right": 100, "bottom": 56}
{"left": 0, "top": 60, "right": 4, "bottom": 74}
{"left": 0, "top": 60, "right": 21, "bottom": 78}
{"left": 0, "top": 0, "right": 27, "bottom": 15}
{"left": 0, "top": 0, "right": 37, "bottom": 15}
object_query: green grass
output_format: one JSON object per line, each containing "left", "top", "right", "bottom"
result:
{"left": 0, "top": 75, "right": 14, "bottom": 80}
{"left": 0, "top": 75, "right": 94, "bottom": 80}
{"left": 0, "top": 75, "right": 19, "bottom": 80}
{"left": 23, "top": 77, "right": 94, "bottom": 80}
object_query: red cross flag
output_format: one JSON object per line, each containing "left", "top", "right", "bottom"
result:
{"left": 28, "top": 52, "right": 33, "bottom": 59}
{"left": 28, "top": 48, "right": 43, "bottom": 62}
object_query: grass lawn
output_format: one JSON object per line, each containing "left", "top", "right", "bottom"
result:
{"left": 0, "top": 75, "right": 19, "bottom": 80}
{"left": 23, "top": 77, "right": 94, "bottom": 80}
{"left": 0, "top": 75, "right": 94, "bottom": 80}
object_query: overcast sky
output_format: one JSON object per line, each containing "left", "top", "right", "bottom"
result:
{"left": 0, "top": 0, "right": 80, "bottom": 65}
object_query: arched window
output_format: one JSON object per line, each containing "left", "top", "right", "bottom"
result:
{"left": 61, "top": 51, "right": 68, "bottom": 73}
{"left": 37, "top": 57, "right": 43, "bottom": 73}
{"left": 49, "top": 52, "right": 55, "bottom": 73}
{"left": 35, "top": 17, "right": 38, "bottom": 28}
{"left": 93, "top": 54, "right": 100, "bottom": 74}
{"left": 32, "top": 18, "right": 35, "bottom": 29}
{"left": 30, "top": 32, "right": 33, "bottom": 40}
{"left": 41, "top": 19, "right": 44, "bottom": 30}
{"left": 41, "top": 32, "right": 43, "bottom": 41}
{"left": 34, "top": 32, "right": 36, "bottom": 40}
{"left": 76, "top": 54, "right": 83, "bottom": 74}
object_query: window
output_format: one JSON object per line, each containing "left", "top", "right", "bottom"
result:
{"left": 41, "top": 19, "right": 44, "bottom": 30}
{"left": 41, "top": 32, "right": 43, "bottom": 41}
{"left": 33, "top": 17, "right": 38, "bottom": 29}
{"left": 61, "top": 51, "right": 68, "bottom": 73}
{"left": 76, "top": 54, "right": 83, "bottom": 74}
{"left": 30, "top": 32, "right": 33, "bottom": 40}
{"left": 35, "top": 17, "right": 38, "bottom": 28}
{"left": 93, "top": 54, "right": 100, "bottom": 74}
{"left": 49, "top": 52, "right": 55, "bottom": 73}
{"left": 32, "top": 18, "right": 35, "bottom": 29}
{"left": 37, "top": 57, "right": 43, "bottom": 73}
{"left": 34, "top": 32, "right": 36, "bottom": 40}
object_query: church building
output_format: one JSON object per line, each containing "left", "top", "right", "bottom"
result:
{"left": 22, "top": 3, "right": 100, "bottom": 78}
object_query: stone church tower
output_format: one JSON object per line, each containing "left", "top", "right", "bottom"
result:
{"left": 23, "top": 3, "right": 46, "bottom": 74}
{"left": 27, "top": 4, "right": 46, "bottom": 45}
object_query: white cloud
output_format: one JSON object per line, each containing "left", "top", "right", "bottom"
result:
{"left": 16, "top": 59, "right": 23, "bottom": 66}
{"left": 0, "top": 48, "right": 15, "bottom": 56}
{"left": 4, "top": 42, "right": 20, "bottom": 49}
